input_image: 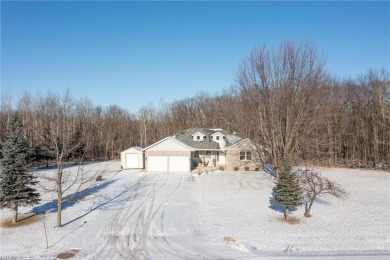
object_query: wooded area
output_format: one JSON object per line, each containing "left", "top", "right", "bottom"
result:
{"left": 1, "top": 42, "right": 389, "bottom": 169}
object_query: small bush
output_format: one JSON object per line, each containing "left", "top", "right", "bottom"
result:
{"left": 57, "top": 249, "right": 81, "bottom": 259}
{"left": 234, "top": 167, "right": 239, "bottom": 171}
{"left": 96, "top": 175, "right": 103, "bottom": 181}
{"left": 219, "top": 166, "right": 225, "bottom": 171}
{"left": 255, "top": 167, "right": 260, "bottom": 171}
{"left": 244, "top": 166, "right": 249, "bottom": 171}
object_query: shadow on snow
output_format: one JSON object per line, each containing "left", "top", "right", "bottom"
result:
{"left": 32, "top": 179, "right": 117, "bottom": 216}
{"left": 268, "top": 196, "right": 298, "bottom": 215}
{"left": 61, "top": 180, "right": 150, "bottom": 227}
{"left": 263, "top": 164, "right": 276, "bottom": 177}
{"left": 32, "top": 176, "right": 153, "bottom": 227}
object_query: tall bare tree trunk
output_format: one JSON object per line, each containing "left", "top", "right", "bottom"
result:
{"left": 12, "top": 205, "right": 18, "bottom": 224}
{"left": 304, "top": 200, "right": 315, "bottom": 217}
{"left": 57, "top": 185, "right": 62, "bottom": 227}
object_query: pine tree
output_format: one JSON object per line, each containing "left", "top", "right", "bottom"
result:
{"left": 67, "top": 127, "right": 85, "bottom": 161}
{"left": 0, "top": 115, "right": 41, "bottom": 223}
{"left": 271, "top": 159, "right": 303, "bottom": 219}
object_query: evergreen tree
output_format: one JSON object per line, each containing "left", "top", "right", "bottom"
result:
{"left": 67, "top": 127, "right": 85, "bottom": 161}
{"left": 0, "top": 115, "right": 41, "bottom": 223}
{"left": 271, "top": 159, "right": 303, "bottom": 219}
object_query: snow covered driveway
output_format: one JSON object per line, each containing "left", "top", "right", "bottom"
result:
{"left": 1, "top": 162, "right": 389, "bottom": 259}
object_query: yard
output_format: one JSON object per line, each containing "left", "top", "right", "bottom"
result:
{"left": 0, "top": 162, "right": 389, "bottom": 259}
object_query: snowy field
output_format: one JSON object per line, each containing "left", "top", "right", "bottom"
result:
{"left": 0, "top": 161, "right": 389, "bottom": 259}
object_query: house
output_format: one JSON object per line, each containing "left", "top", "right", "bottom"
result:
{"left": 142, "top": 128, "right": 258, "bottom": 172}
{"left": 120, "top": 146, "right": 144, "bottom": 169}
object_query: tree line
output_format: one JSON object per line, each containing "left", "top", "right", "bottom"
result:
{"left": 0, "top": 41, "right": 389, "bottom": 170}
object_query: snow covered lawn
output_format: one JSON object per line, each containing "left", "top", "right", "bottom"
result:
{"left": 1, "top": 162, "right": 389, "bottom": 259}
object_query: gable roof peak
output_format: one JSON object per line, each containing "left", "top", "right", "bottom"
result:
{"left": 191, "top": 131, "right": 206, "bottom": 137}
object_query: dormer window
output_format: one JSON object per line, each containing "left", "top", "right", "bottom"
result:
{"left": 211, "top": 132, "right": 225, "bottom": 142}
{"left": 192, "top": 132, "right": 206, "bottom": 141}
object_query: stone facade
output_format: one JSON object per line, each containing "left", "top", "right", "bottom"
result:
{"left": 226, "top": 150, "right": 257, "bottom": 171}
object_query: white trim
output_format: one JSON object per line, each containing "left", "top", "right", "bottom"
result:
{"left": 132, "top": 146, "right": 143, "bottom": 151}
{"left": 210, "top": 132, "right": 225, "bottom": 137}
{"left": 194, "top": 149, "right": 221, "bottom": 151}
{"left": 142, "top": 137, "right": 196, "bottom": 151}
{"left": 121, "top": 146, "right": 143, "bottom": 153}
{"left": 191, "top": 132, "right": 206, "bottom": 137}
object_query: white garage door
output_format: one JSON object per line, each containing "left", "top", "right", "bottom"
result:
{"left": 147, "top": 156, "right": 168, "bottom": 172}
{"left": 147, "top": 156, "right": 190, "bottom": 172}
{"left": 126, "top": 153, "right": 139, "bottom": 168}
{"left": 168, "top": 156, "right": 189, "bottom": 172}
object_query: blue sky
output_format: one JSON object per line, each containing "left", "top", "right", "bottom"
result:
{"left": 1, "top": 1, "right": 389, "bottom": 113}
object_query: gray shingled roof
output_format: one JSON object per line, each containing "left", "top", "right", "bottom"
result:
{"left": 174, "top": 128, "right": 242, "bottom": 150}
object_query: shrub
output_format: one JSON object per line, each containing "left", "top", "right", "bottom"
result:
{"left": 244, "top": 166, "right": 249, "bottom": 171}
{"left": 219, "top": 166, "right": 225, "bottom": 171}
{"left": 96, "top": 175, "right": 103, "bottom": 181}
{"left": 234, "top": 167, "right": 239, "bottom": 171}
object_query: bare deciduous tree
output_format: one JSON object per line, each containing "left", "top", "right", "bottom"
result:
{"left": 235, "top": 41, "right": 330, "bottom": 177}
{"left": 35, "top": 90, "right": 103, "bottom": 227}
{"left": 298, "top": 170, "right": 347, "bottom": 217}
{"left": 0, "top": 43, "right": 388, "bottom": 173}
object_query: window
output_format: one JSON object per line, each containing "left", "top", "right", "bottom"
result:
{"left": 194, "top": 151, "right": 199, "bottom": 159}
{"left": 197, "top": 136, "right": 200, "bottom": 140}
{"left": 216, "top": 136, "right": 220, "bottom": 141}
{"left": 206, "top": 151, "right": 211, "bottom": 158}
{"left": 240, "top": 151, "right": 252, "bottom": 161}
{"left": 240, "top": 151, "right": 245, "bottom": 160}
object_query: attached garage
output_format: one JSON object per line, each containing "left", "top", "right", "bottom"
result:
{"left": 143, "top": 137, "right": 194, "bottom": 172}
{"left": 120, "top": 147, "right": 144, "bottom": 169}
{"left": 168, "top": 156, "right": 190, "bottom": 172}
{"left": 146, "top": 155, "right": 190, "bottom": 172}
{"left": 147, "top": 156, "right": 168, "bottom": 172}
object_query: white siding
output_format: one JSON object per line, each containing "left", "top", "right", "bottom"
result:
{"left": 120, "top": 147, "right": 144, "bottom": 169}
{"left": 147, "top": 138, "right": 192, "bottom": 151}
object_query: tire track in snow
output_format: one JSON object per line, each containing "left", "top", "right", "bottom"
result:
{"left": 107, "top": 174, "right": 168, "bottom": 260}
{"left": 85, "top": 173, "right": 152, "bottom": 259}
{"left": 145, "top": 175, "right": 202, "bottom": 260}
{"left": 86, "top": 173, "right": 201, "bottom": 260}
